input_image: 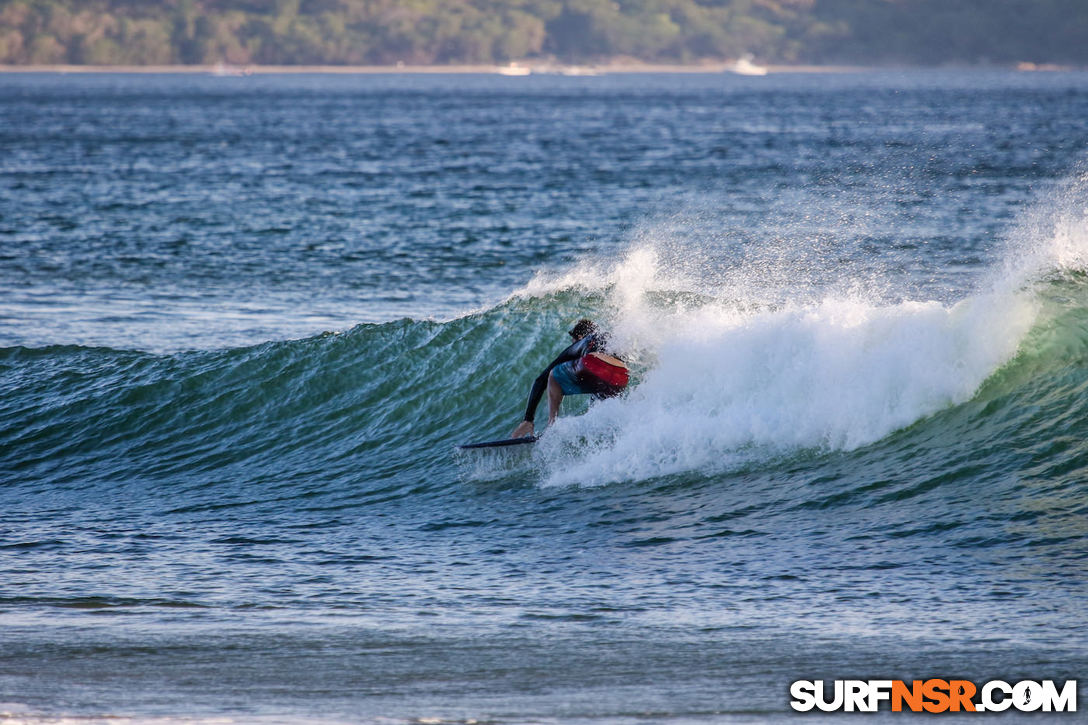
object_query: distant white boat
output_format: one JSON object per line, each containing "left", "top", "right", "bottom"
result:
{"left": 560, "top": 66, "right": 599, "bottom": 76}
{"left": 1016, "top": 61, "right": 1067, "bottom": 72}
{"left": 525, "top": 64, "right": 599, "bottom": 76}
{"left": 728, "top": 55, "right": 768, "bottom": 76}
{"left": 211, "top": 62, "right": 249, "bottom": 77}
{"left": 497, "top": 63, "right": 531, "bottom": 76}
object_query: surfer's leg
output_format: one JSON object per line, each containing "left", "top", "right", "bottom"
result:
{"left": 547, "top": 371, "right": 564, "bottom": 424}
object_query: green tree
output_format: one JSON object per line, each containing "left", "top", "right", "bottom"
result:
{"left": 0, "top": 0, "right": 1085, "bottom": 67}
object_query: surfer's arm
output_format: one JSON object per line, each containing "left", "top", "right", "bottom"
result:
{"left": 512, "top": 372, "right": 552, "bottom": 438}
{"left": 512, "top": 378, "right": 547, "bottom": 437}
{"left": 520, "top": 368, "right": 553, "bottom": 425}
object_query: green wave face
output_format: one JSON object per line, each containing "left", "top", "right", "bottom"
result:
{"left": 5, "top": 259, "right": 1088, "bottom": 504}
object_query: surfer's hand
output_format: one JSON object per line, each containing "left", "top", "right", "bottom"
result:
{"left": 511, "top": 421, "right": 534, "bottom": 439}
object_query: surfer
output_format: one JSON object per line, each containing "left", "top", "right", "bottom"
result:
{"left": 510, "top": 319, "right": 628, "bottom": 439}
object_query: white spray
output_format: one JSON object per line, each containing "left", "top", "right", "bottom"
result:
{"left": 533, "top": 223, "right": 1088, "bottom": 488}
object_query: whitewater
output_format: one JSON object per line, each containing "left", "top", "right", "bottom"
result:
{"left": 484, "top": 174, "right": 1088, "bottom": 489}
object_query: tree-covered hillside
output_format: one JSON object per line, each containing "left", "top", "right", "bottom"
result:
{"left": 0, "top": 0, "right": 1084, "bottom": 67}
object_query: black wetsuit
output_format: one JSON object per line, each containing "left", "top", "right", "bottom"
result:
{"left": 522, "top": 333, "right": 612, "bottom": 423}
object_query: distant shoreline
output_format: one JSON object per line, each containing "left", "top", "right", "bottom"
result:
{"left": 0, "top": 61, "right": 1077, "bottom": 76}
{"left": 0, "top": 62, "right": 878, "bottom": 75}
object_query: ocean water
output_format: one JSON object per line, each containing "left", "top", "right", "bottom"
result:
{"left": 2, "top": 71, "right": 1088, "bottom": 722}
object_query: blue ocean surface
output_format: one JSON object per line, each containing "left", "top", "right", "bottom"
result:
{"left": 1, "top": 71, "right": 1087, "bottom": 722}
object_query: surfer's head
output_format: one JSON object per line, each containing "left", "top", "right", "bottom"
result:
{"left": 569, "top": 319, "right": 597, "bottom": 340}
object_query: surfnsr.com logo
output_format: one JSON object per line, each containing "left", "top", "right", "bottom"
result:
{"left": 790, "top": 679, "right": 1077, "bottom": 713}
